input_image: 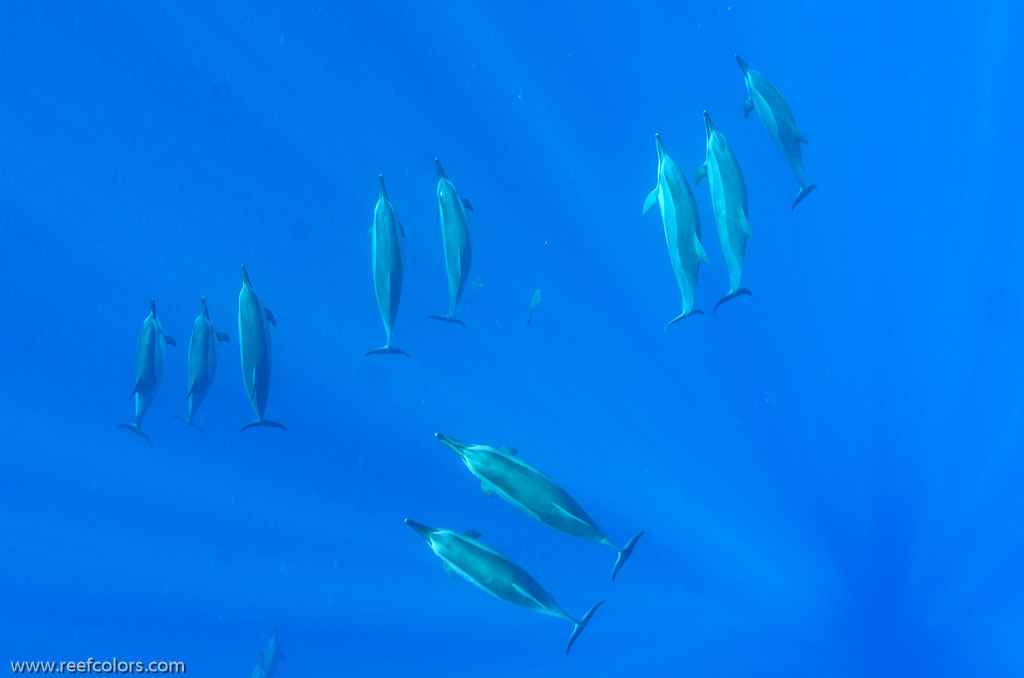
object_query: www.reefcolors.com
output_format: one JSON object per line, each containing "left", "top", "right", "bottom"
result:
{"left": 10, "top": 659, "right": 186, "bottom": 674}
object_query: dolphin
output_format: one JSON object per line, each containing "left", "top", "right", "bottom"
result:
{"left": 695, "top": 112, "right": 754, "bottom": 312}
{"left": 365, "top": 175, "right": 409, "bottom": 357}
{"left": 250, "top": 666, "right": 265, "bottom": 678}
{"left": 527, "top": 289, "right": 542, "bottom": 327}
{"left": 426, "top": 159, "right": 472, "bottom": 327}
{"left": 643, "top": 133, "right": 711, "bottom": 330}
{"left": 736, "top": 55, "right": 817, "bottom": 210}
{"left": 119, "top": 299, "right": 176, "bottom": 447}
{"left": 258, "top": 626, "right": 285, "bottom": 678}
{"left": 405, "top": 519, "right": 603, "bottom": 654}
{"left": 238, "top": 266, "right": 286, "bottom": 432}
{"left": 436, "top": 433, "right": 644, "bottom": 581}
{"left": 173, "top": 297, "right": 229, "bottom": 432}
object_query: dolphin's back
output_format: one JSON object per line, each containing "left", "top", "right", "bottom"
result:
{"left": 473, "top": 450, "right": 606, "bottom": 541}
{"left": 437, "top": 178, "right": 472, "bottom": 312}
{"left": 186, "top": 314, "right": 215, "bottom": 412}
{"left": 434, "top": 531, "right": 564, "bottom": 617}
{"left": 238, "top": 286, "right": 271, "bottom": 418}
{"left": 372, "top": 197, "right": 404, "bottom": 335}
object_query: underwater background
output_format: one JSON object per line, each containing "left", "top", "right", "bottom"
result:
{"left": 1, "top": 1, "right": 1022, "bottom": 675}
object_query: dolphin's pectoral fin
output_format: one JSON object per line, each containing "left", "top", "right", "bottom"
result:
{"left": 792, "top": 184, "right": 817, "bottom": 211}
{"left": 643, "top": 188, "right": 658, "bottom": 215}
{"left": 611, "top": 531, "right": 645, "bottom": 581}
{"left": 265, "top": 308, "right": 277, "bottom": 326}
{"left": 739, "top": 211, "right": 754, "bottom": 242}
{"left": 462, "top": 529, "right": 482, "bottom": 539}
{"left": 172, "top": 415, "right": 206, "bottom": 435}
{"left": 663, "top": 310, "right": 704, "bottom": 332}
{"left": 164, "top": 335, "right": 177, "bottom": 347}
{"left": 480, "top": 480, "right": 495, "bottom": 498}
{"left": 364, "top": 346, "right": 411, "bottom": 358}
{"left": 713, "top": 288, "right": 753, "bottom": 313}
{"left": 743, "top": 97, "right": 754, "bottom": 118}
{"left": 462, "top": 198, "right": 474, "bottom": 212}
{"left": 366, "top": 226, "right": 373, "bottom": 243}
{"left": 216, "top": 331, "right": 230, "bottom": 342}
{"left": 695, "top": 163, "right": 708, "bottom": 185}
{"left": 566, "top": 601, "right": 604, "bottom": 654}
{"left": 693, "top": 233, "right": 711, "bottom": 266}
{"left": 425, "top": 315, "right": 467, "bottom": 328}
{"left": 241, "top": 419, "right": 288, "bottom": 432}
{"left": 442, "top": 562, "right": 456, "bottom": 579}
{"left": 118, "top": 423, "right": 153, "bottom": 448}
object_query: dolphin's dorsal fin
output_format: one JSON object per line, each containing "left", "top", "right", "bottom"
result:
{"left": 216, "top": 331, "right": 230, "bottom": 342}
{"left": 552, "top": 502, "right": 595, "bottom": 529}
{"left": 265, "top": 309, "right": 277, "bottom": 326}
{"left": 462, "top": 529, "right": 481, "bottom": 539}
{"left": 738, "top": 211, "right": 754, "bottom": 242}
{"left": 643, "top": 188, "right": 658, "bottom": 215}
{"left": 164, "top": 335, "right": 177, "bottom": 347}
{"left": 399, "top": 222, "right": 406, "bottom": 238}
{"left": 246, "top": 366, "right": 258, "bottom": 402}
{"left": 497, "top": 446, "right": 518, "bottom": 456}
{"left": 480, "top": 480, "right": 495, "bottom": 498}
{"left": 511, "top": 581, "right": 545, "bottom": 609}
{"left": 462, "top": 198, "right": 474, "bottom": 212}
{"left": 695, "top": 163, "right": 708, "bottom": 185}
{"left": 794, "top": 128, "right": 809, "bottom": 145}
{"left": 185, "top": 379, "right": 198, "bottom": 400}
{"left": 693, "top": 233, "right": 711, "bottom": 267}
{"left": 442, "top": 562, "right": 456, "bottom": 579}
{"left": 743, "top": 97, "right": 754, "bottom": 118}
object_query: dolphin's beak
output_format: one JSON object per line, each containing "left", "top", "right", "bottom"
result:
{"left": 703, "top": 111, "right": 715, "bottom": 138}
{"left": 435, "top": 432, "right": 467, "bottom": 456}
{"left": 405, "top": 519, "right": 436, "bottom": 541}
{"left": 241, "top": 264, "right": 251, "bottom": 287}
{"left": 654, "top": 133, "right": 666, "bottom": 159}
{"left": 200, "top": 296, "right": 209, "bottom": 317}
{"left": 149, "top": 299, "right": 156, "bottom": 314}
{"left": 434, "top": 158, "right": 447, "bottom": 180}
{"left": 378, "top": 174, "right": 387, "bottom": 198}
{"left": 735, "top": 54, "right": 749, "bottom": 75}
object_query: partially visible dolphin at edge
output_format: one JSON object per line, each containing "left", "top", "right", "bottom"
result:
{"left": 257, "top": 626, "right": 285, "bottom": 678}
{"left": 737, "top": 55, "right": 817, "bottom": 210}
{"left": 644, "top": 133, "right": 711, "bottom": 331}
{"left": 527, "top": 288, "right": 541, "bottom": 327}
{"left": 173, "top": 297, "right": 229, "bottom": 432}
{"left": 405, "top": 518, "right": 603, "bottom": 654}
{"left": 426, "top": 159, "right": 472, "bottom": 327}
{"left": 119, "top": 299, "right": 176, "bottom": 447}
{"left": 436, "top": 433, "right": 644, "bottom": 581}
{"left": 696, "top": 111, "right": 754, "bottom": 312}
{"left": 366, "top": 175, "right": 409, "bottom": 357}
{"left": 238, "top": 265, "right": 286, "bottom": 432}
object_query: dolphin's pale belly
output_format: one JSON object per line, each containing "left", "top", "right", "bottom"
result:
{"left": 372, "top": 213, "right": 403, "bottom": 334}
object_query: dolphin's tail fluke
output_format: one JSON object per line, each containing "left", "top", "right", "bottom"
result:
{"left": 713, "top": 288, "right": 752, "bottom": 313}
{"left": 364, "top": 345, "right": 411, "bottom": 357}
{"left": 792, "top": 184, "right": 817, "bottom": 210}
{"left": 611, "top": 531, "right": 645, "bottom": 581}
{"left": 663, "top": 310, "right": 703, "bottom": 333}
{"left": 425, "top": 315, "right": 467, "bottom": 328}
{"left": 241, "top": 420, "right": 288, "bottom": 433}
{"left": 117, "top": 423, "right": 153, "bottom": 448}
{"left": 172, "top": 415, "right": 206, "bottom": 434}
{"left": 566, "top": 601, "right": 604, "bottom": 654}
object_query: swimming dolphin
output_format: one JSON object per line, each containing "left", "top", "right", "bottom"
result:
{"left": 527, "top": 289, "right": 542, "bottom": 327}
{"left": 250, "top": 666, "right": 265, "bottom": 678}
{"left": 736, "top": 55, "right": 817, "bottom": 210}
{"left": 695, "top": 112, "right": 753, "bottom": 312}
{"left": 643, "top": 133, "right": 711, "bottom": 330}
{"left": 119, "top": 299, "right": 176, "bottom": 447}
{"left": 426, "top": 159, "right": 472, "bottom": 327}
{"left": 258, "top": 626, "right": 285, "bottom": 677}
{"left": 435, "top": 433, "right": 644, "bottom": 581}
{"left": 238, "top": 266, "right": 286, "bottom": 432}
{"left": 405, "top": 519, "right": 603, "bottom": 654}
{"left": 366, "top": 175, "right": 409, "bottom": 357}
{"left": 173, "top": 297, "right": 229, "bottom": 432}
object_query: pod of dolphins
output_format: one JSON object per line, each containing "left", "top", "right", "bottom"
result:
{"left": 119, "top": 55, "right": 814, "bottom": 658}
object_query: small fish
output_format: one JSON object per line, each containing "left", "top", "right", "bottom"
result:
{"left": 527, "top": 289, "right": 542, "bottom": 327}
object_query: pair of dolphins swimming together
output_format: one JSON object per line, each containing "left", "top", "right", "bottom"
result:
{"left": 407, "top": 433, "right": 644, "bottom": 654}
{"left": 644, "top": 55, "right": 816, "bottom": 328}
{"left": 119, "top": 266, "right": 285, "bottom": 446}
{"left": 367, "top": 159, "right": 473, "bottom": 357}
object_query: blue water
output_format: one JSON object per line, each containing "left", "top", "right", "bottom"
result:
{"left": 2, "top": 1, "right": 1021, "bottom": 675}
